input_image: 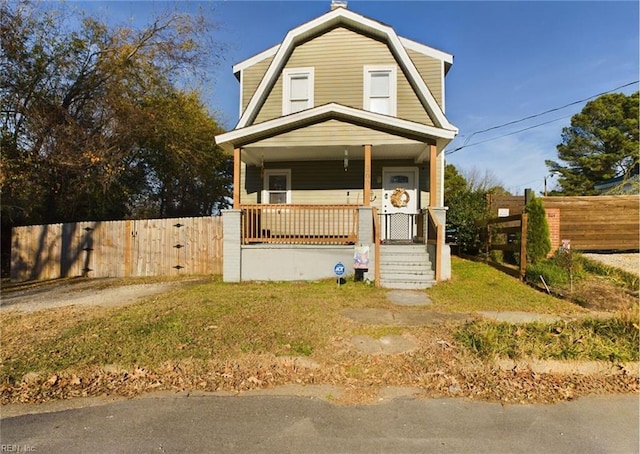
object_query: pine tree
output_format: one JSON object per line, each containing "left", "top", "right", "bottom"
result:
{"left": 546, "top": 91, "right": 639, "bottom": 195}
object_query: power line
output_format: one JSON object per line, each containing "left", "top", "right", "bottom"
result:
{"left": 446, "top": 114, "right": 573, "bottom": 155}
{"left": 446, "top": 80, "right": 639, "bottom": 155}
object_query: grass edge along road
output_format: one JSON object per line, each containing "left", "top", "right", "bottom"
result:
{"left": 1, "top": 257, "right": 637, "bottom": 405}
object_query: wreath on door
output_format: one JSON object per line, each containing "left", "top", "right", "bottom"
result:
{"left": 390, "top": 188, "right": 410, "bottom": 208}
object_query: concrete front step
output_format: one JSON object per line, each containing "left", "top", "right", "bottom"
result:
{"left": 380, "top": 279, "right": 436, "bottom": 290}
{"left": 379, "top": 244, "right": 435, "bottom": 289}
{"left": 380, "top": 256, "right": 432, "bottom": 270}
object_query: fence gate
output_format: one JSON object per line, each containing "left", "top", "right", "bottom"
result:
{"left": 10, "top": 216, "right": 223, "bottom": 281}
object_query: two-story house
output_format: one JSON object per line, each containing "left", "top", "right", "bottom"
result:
{"left": 215, "top": 2, "right": 458, "bottom": 288}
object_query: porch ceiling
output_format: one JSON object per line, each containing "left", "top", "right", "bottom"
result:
{"left": 242, "top": 143, "right": 430, "bottom": 165}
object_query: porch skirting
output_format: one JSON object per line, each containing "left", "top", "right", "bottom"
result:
{"left": 241, "top": 244, "right": 356, "bottom": 281}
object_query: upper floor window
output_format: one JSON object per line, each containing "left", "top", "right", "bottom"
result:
{"left": 283, "top": 68, "right": 314, "bottom": 115}
{"left": 363, "top": 66, "right": 397, "bottom": 116}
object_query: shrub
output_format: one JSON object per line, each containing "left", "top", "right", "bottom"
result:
{"left": 446, "top": 189, "right": 489, "bottom": 254}
{"left": 525, "top": 195, "right": 551, "bottom": 264}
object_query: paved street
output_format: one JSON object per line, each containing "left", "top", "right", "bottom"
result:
{"left": 1, "top": 392, "right": 637, "bottom": 453}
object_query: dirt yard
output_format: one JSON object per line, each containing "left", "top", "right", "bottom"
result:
{"left": 0, "top": 277, "right": 183, "bottom": 313}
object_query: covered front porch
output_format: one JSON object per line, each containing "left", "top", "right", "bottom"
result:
{"left": 215, "top": 104, "right": 453, "bottom": 287}
{"left": 222, "top": 206, "right": 447, "bottom": 287}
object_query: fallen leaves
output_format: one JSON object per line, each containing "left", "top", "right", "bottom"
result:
{"left": 1, "top": 350, "right": 638, "bottom": 406}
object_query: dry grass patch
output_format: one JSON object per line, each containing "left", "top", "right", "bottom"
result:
{"left": 2, "top": 261, "right": 637, "bottom": 406}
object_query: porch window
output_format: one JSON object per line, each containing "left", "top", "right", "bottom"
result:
{"left": 283, "top": 68, "right": 314, "bottom": 115}
{"left": 363, "top": 66, "right": 397, "bottom": 116}
{"left": 263, "top": 169, "right": 291, "bottom": 204}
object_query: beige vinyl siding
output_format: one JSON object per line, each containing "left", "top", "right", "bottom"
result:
{"left": 407, "top": 49, "right": 443, "bottom": 108}
{"left": 253, "top": 27, "right": 433, "bottom": 126}
{"left": 249, "top": 120, "right": 421, "bottom": 148}
{"left": 242, "top": 56, "right": 274, "bottom": 115}
{"left": 241, "top": 159, "right": 430, "bottom": 209}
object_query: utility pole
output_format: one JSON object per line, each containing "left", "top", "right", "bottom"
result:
{"left": 544, "top": 176, "right": 547, "bottom": 196}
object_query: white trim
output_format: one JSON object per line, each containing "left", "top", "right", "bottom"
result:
{"left": 363, "top": 65, "right": 397, "bottom": 116}
{"left": 233, "top": 44, "right": 279, "bottom": 75}
{"left": 215, "top": 103, "right": 457, "bottom": 148}
{"left": 439, "top": 150, "right": 445, "bottom": 207}
{"left": 239, "top": 69, "right": 244, "bottom": 119}
{"left": 236, "top": 7, "right": 455, "bottom": 131}
{"left": 398, "top": 37, "right": 453, "bottom": 64}
{"left": 232, "top": 36, "right": 452, "bottom": 77}
{"left": 282, "top": 67, "right": 315, "bottom": 115}
{"left": 262, "top": 169, "right": 292, "bottom": 204}
{"left": 441, "top": 61, "right": 446, "bottom": 113}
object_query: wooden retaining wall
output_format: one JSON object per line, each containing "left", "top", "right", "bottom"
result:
{"left": 10, "top": 216, "right": 223, "bottom": 281}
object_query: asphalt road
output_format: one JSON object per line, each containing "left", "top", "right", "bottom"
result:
{"left": 1, "top": 393, "right": 638, "bottom": 453}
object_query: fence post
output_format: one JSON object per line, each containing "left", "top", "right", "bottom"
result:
{"left": 485, "top": 222, "right": 491, "bottom": 262}
{"left": 519, "top": 213, "right": 528, "bottom": 280}
{"left": 125, "top": 220, "right": 132, "bottom": 278}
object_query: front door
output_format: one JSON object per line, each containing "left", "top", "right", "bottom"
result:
{"left": 381, "top": 168, "right": 418, "bottom": 241}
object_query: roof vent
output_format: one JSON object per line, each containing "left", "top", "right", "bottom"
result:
{"left": 331, "top": 0, "right": 347, "bottom": 10}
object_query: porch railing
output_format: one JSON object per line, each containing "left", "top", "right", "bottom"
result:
{"left": 241, "top": 204, "right": 358, "bottom": 245}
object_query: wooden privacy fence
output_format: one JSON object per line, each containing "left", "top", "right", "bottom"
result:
{"left": 487, "top": 194, "right": 639, "bottom": 251}
{"left": 10, "top": 216, "right": 223, "bottom": 281}
{"left": 483, "top": 213, "right": 528, "bottom": 279}
{"left": 540, "top": 196, "right": 639, "bottom": 251}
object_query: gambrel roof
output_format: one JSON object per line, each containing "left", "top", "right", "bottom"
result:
{"left": 235, "top": 7, "right": 457, "bottom": 133}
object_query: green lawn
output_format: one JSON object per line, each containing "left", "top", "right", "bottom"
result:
{"left": 427, "top": 257, "right": 586, "bottom": 314}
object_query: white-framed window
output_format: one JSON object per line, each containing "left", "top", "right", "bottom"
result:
{"left": 363, "top": 65, "right": 397, "bottom": 116}
{"left": 263, "top": 169, "right": 291, "bottom": 204}
{"left": 282, "top": 68, "right": 314, "bottom": 115}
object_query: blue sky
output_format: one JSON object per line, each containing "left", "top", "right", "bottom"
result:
{"left": 77, "top": 1, "right": 639, "bottom": 195}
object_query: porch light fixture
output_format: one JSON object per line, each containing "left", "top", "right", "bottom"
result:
{"left": 260, "top": 153, "right": 264, "bottom": 178}
{"left": 344, "top": 149, "right": 348, "bottom": 171}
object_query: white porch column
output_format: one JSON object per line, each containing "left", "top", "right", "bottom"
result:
{"left": 223, "top": 209, "right": 242, "bottom": 282}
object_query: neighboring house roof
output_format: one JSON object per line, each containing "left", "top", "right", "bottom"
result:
{"left": 234, "top": 7, "right": 457, "bottom": 132}
{"left": 215, "top": 102, "right": 456, "bottom": 153}
{"left": 594, "top": 163, "right": 640, "bottom": 193}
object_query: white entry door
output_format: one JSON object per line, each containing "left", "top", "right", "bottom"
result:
{"left": 381, "top": 168, "right": 418, "bottom": 241}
